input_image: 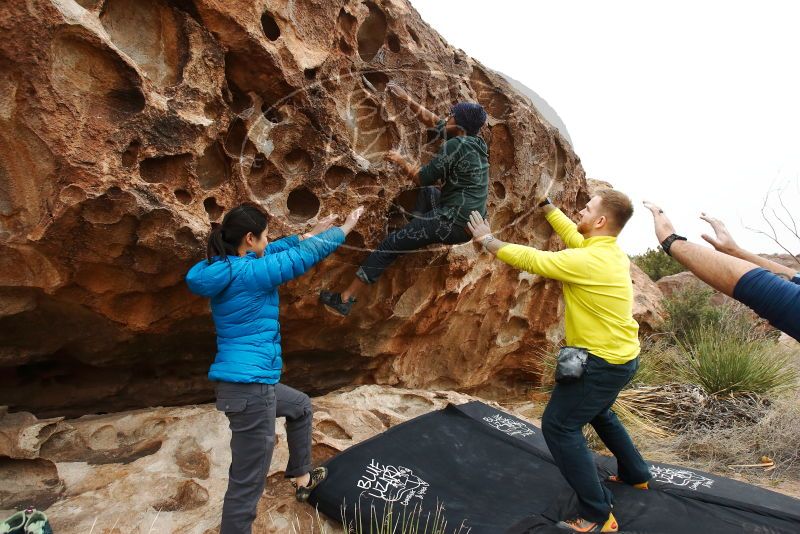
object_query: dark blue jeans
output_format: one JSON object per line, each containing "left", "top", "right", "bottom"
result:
{"left": 356, "top": 186, "right": 471, "bottom": 284}
{"left": 542, "top": 355, "right": 650, "bottom": 523}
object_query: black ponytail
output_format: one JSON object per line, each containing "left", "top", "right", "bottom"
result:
{"left": 206, "top": 203, "right": 270, "bottom": 263}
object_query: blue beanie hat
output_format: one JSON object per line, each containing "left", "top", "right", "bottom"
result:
{"left": 451, "top": 102, "right": 487, "bottom": 136}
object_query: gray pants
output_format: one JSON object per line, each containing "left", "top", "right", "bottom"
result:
{"left": 215, "top": 382, "right": 314, "bottom": 534}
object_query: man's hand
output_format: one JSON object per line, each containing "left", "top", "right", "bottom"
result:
{"left": 643, "top": 201, "right": 677, "bottom": 243}
{"left": 308, "top": 214, "right": 338, "bottom": 236}
{"left": 386, "top": 82, "right": 439, "bottom": 127}
{"left": 384, "top": 151, "right": 406, "bottom": 166}
{"left": 467, "top": 210, "right": 492, "bottom": 242}
{"left": 345, "top": 206, "right": 365, "bottom": 226}
{"left": 700, "top": 213, "right": 739, "bottom": 255}
{"left": 534, "top": 176, "right": 554, "bottom": 208}
{"left": 385, "top": 151, "right": 419, "bottom": 183}
{"left": 698, "top": 212, "right": 796, "bottom": 277}
{"left": 386, "top": 82, "right": 410, "bottom": 102}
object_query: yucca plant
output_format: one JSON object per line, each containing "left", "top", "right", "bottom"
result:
{"left": 676, "top": 321, "right": 797, "bottom": 396}
{"left": 631, "top": 336, "right": 682, "bottom": 387}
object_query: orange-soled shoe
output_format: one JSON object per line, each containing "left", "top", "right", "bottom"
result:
{"left": 608, "top": 474, "right": 649, "bottom": 490}
{"left": 555, "top": 512, "right": 618, "bottom": 532}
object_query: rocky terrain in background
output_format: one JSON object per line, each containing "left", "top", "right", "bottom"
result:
{"left": 0, "top": 0, "right": 612, "bottom": 417}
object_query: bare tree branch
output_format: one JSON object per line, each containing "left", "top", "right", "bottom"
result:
{"left": 745, "top": 182, "right": 800, "bottom": 266}
{"left": 743, "top": 224, "right": 800, "bottom": 263}
{"left": 776, "top": 193, "right": 799, "bottom": 240}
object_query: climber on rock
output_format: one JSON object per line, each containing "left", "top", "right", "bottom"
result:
{"left": 643, "top": 202, "right": 800, "bottom": 341}
{"left": 319, "top": 82, "right": 489, "bottom": 316}
{"left": 185, "top": 202, "right": 364, "bottom": 534}
{"left": 468, "top": 189, "right": 651, "bottom": 532}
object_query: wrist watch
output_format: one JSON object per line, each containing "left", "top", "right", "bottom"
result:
{"left": 481, "top": 235, "right": 496, "bottom": 249}
{"left": 660, "top": 233, "right": 687, "bottom": 256}
{"left": 537, "top": 197, "right": 552, "bottom": 208}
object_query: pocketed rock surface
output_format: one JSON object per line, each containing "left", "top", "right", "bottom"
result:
{"left": 0, "top": 0, "right": 662, "bottom": 417}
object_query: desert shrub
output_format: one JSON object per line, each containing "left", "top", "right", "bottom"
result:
{"left": 631, "top": 248, "right": 686, "bottom": 281}
{"left": 662, "top": 287, "right": 726, "bottom": 343}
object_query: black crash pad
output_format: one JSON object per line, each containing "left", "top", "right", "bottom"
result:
{"left": 309, "top": 401, "right": 800, "bottom": 533}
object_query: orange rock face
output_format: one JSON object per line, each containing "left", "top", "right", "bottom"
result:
{"left": 0, "top": 0, "right": 593, "bottom": 416}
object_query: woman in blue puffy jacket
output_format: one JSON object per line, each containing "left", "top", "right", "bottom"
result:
{"left": 186, "top": 202, "right": 364, "bottom": 534}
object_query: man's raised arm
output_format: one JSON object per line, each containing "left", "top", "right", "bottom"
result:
{"left": 699, "top": 212, "right": 799, "bottom": 281}
{"left": 466, "top": 211, "right": 588, "bottom": 283}
{"left": 539, "top": 200, "right": 585, "bottom": 249}
{"left": 387, "top": 83, "right": 439, "bottom": 128}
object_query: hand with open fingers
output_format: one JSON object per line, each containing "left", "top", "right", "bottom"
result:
{"left": 346, "top": 206, "right": 365, "bottom": 226}
{"left": 467, "top": 210, "right": 492, "bottom": 242}
{"left": 386, "top": 82, "right": 409, "bottom": 101}
{"left": 384, "top": 151, "right": 405, "bottom": 165}
{"left": 310, "top": 214, "right": 338, "bottom": 235}
{"left": 534, "top": 176, "right": 555, "bottom": 207}
{"left": 700, "top": 212, "right": 739, "bottom": 254}
{"left": 642, "top": 201, "right": 677, "bottom": 243}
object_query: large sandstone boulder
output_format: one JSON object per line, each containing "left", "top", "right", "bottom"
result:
{"left": 656, "top": 271, "right": 712, "bottom": 300}
{"left": 0, "top": 0, "right": 592, "bottom": 416}
{"left": 0, "top": 386, "right": 506, "bottom": 533}
{"left": 630, "top": 263, "right": 665, "bottom": 332}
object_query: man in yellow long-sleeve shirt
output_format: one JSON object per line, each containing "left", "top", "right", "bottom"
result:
{"left": 467, "top": 189, "right": 651, "bottom": 533}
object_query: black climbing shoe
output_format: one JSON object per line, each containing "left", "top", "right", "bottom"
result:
{"left": 294, "top": 466, "right": 328, "bottom": 502}
{"left": 319, "top": 290, "right": 356, "bottom": 316}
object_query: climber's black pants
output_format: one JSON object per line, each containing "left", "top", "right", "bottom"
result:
{"left": 356, "top": 186, "right": 471, "bottom": 284}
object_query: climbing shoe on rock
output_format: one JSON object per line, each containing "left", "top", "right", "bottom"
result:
{"left": 319, "top": 291, "right": 356, "bottom": 316}
{"left": 294, "top": 466, "right": 328, "bottom": 502}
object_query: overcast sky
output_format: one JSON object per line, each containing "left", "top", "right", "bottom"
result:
{"left": 411, "top": 0, "right": 800, "bottom": 255}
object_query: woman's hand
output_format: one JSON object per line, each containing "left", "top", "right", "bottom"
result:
{"left": 308, "top": 214, "right": 338, "bottom": 236}
{"left": 467, "top": 210, "right": 492, "bottom": 242}
{"left": 341, "top": 206, "right": 365, "bottom": 235}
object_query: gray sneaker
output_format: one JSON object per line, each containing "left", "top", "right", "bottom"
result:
{"left": 295, "top": 466, "right": 328, "bottom": 502}
{"left": 24, "top": 511, "right": 52, "bottom": 534}
{"left": 0, "top": 511, "right": 26, "bottom": 534}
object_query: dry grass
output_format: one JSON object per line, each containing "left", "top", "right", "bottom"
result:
{"left": 531, "top": 287, "right": 800, "bottom": 485}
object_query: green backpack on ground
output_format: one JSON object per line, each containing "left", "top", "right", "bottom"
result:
{"left": 0, "top": 509, "right": 53, "bottom": 534}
